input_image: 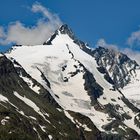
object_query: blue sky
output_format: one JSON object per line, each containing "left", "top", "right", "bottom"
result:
{"left": 0, "top": 0, "right": 140, "bottom": 54}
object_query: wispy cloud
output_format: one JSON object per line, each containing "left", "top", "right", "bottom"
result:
{"left": 32, "top": 2, "right": 62, "bottom": 27}
{"left": 123, "top": 48, "right": 140, "bottom": 65}
{"left": 0, "top": 2, "right": 62, "bottom": 46}
{"left": 125, "top": 28, "right": 140, "bottom": 64}
{"left": 0, "top": 27, "right": 5, "bottom": 38}
{"left": 127, "top": 28, "right": 140, "bottom": 47}
{"left": 0, "top": 26, "right": 8, "bottom": 45}
{"left": 96, "top": 38, "right": 119, "bottom": 51}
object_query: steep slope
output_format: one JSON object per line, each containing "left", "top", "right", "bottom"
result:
{"left": 0, "top": 54, "right": 103, "bottom": 140}
{"left": 6, "top": 25, "right": 140, "bottom": 139}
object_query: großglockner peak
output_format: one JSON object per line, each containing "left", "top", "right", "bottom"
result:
{"left": 1, "top": 24, "right": 140, "bottom": 139}
{"left": 44, "top": 24, "right": 89, "bottom": 49}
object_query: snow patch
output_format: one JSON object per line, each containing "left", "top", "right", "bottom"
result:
{"left": 1, "top": 116, "right": 10, "bottom": 125}
{"left": 20, "top": 75, "right": 40, "bottom": 94}
{"left": 0, "top": 94, "right": 9, "bottom": 102}
{"left": 48, "top": 135, "right": 53, "bottom": 140}
{"left": 39, "top": 125, "right": 46, "bottom": 132}
{"left": 13, "top": 91, "right": 49, "bottom": 123}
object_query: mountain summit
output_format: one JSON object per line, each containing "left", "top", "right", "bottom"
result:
{"left": 0, "top": 24, "right": 139, "bottom": 140}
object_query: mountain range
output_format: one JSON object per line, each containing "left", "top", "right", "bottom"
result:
{"left": 0, "top": 24, "right": 139, "bottom": 140}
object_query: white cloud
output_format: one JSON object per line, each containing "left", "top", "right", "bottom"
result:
{"left": 0, "top": 3, "right": 62, "bottom": 46}
{"left": 96, "top": 38, "right": 106, "bottom": 47}
{"left": 122, "top": 48, "right": 140, "bottom": 65}
{"left": 31, "top": 2, "right": 62, "bottom": 27}
{"left": 96, "top": 38, "right": 119, "bottom": 51}
{"left": 0, "top": 27, "right": 8, "bottom": 45}
{"left": 0, "top": 27, "right": 5, "bottom": 38}
{"left": 127, "top": 29, "right": 140, "bottom": 47}
{"left": 125, "top": 28, "right": 140, "bottom": 64}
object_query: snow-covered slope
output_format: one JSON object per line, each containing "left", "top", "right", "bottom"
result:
{"left": 6, "top": 25, "right": 140, "bottom": 139}
{"left": 0, "top": 54, "right": 94, "bottom": 140}
{"left": 122, "top": 68, "right": 140, "bottom": 109}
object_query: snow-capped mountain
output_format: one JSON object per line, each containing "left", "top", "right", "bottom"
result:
{"left": 0, "top": 24, "right": 139, "bottom": 140}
